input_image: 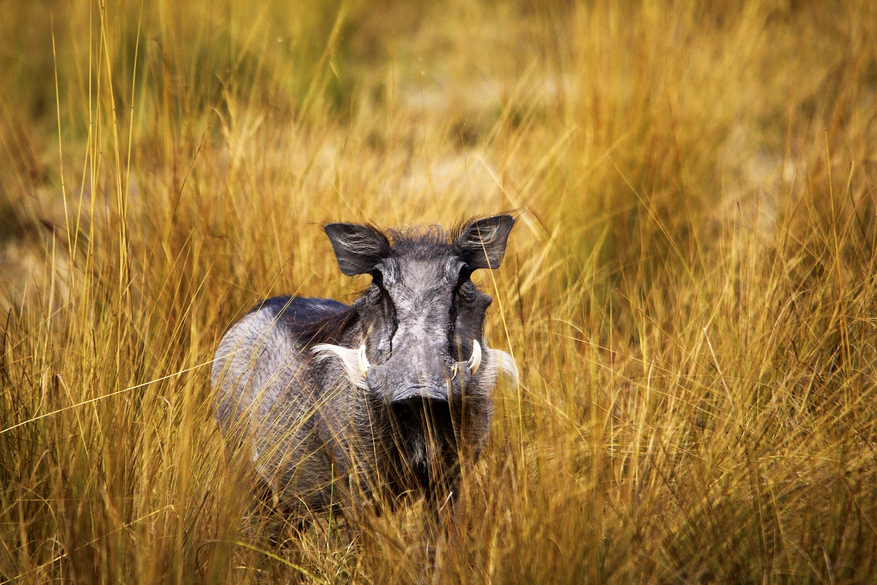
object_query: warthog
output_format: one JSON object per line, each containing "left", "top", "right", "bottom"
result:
{"left": 211, "top": 215, "right": 517, "bottom": 521}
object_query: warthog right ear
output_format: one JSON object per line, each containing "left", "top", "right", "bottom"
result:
{"left": 324, "top": 223, "right": 390, "bottom": 276}
{"left": 453, "top": 215, "right": 515, "bottom": 270}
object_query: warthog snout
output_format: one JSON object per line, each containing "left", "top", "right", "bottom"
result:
{"left": 366, "top": 342, "right": 481, "bottom": 404}
{"left": 212, "top": 215, "right": 518, "bottom": 521}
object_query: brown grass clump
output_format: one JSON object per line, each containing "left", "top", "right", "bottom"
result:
{"left": 2, "top": 0, "right": 877, "bottom": 582}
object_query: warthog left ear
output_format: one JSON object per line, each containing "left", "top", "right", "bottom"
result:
{"left": 453, "top": 215, "right": 515, "bottom": 270}
{"left": 324, "top": 223, "right": 390, "bottom": 276}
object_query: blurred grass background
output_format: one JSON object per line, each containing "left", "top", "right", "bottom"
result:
{"left": 1, "top": 0, "right": 877, "bottom": 582}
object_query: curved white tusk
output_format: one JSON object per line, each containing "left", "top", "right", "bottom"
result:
{"left": 467, "top": 339, "right": 482, "bottom": 373}
{"left": 358, "top": 345, "right": 371, "bottom": 374}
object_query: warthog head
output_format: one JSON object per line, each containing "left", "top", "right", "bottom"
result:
{"left": 312, "top": 215, "right": 517, "bottom": 497}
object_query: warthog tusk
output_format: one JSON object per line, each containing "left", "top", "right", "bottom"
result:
{"left": 358, "top": 345, "right": 371, "bottom": 374}
{"left": 468, "top": 340, "right": 482, "bottom": 373}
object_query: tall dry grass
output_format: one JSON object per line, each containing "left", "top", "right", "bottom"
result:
{"left": 2, "top": 0, "right": 876, "bottom": 582}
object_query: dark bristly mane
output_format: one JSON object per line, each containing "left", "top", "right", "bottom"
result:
{"left": 250, "top": 296, "right": 358, "bottom": 346}
{"left": 384, "top": 225, "right": 452, "bottom": 247}
{"left": 381, "top": 216, "right": 480, "bottom": 247}
{"left": 294, "top": 305, "right": 358, "bottom": 345}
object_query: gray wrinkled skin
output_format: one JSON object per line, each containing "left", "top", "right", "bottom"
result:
{"left": 211, "top": 216, "right": 518, "bottom": 519}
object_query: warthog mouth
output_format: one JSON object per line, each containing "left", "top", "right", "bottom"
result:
{"left": 389, "top": 395, "right": 451, "bottom": 422}
{"left": 387, "top": 396, "right": 457, "bottom": 490}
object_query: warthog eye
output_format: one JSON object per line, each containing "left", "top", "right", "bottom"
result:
{"left": 457, "top": 265, "right": 473, "bottom": 286}
{"left": 369, "top": 268, "right": 384, "bottom": 288}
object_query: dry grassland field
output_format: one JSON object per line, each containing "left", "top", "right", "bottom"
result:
{"left": 2, "top": 0, "right": 877, "bottom": 583}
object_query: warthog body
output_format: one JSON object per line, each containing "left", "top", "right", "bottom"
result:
{"left": 211, "top": 216, "right": 517, "bottom": 518}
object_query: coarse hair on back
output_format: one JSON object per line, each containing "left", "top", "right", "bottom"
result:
{"left": 291, "top": 306, "right": 358, "bottom": 347}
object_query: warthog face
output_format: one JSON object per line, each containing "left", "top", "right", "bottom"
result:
{"left": 212, "top": 215, "right": 517, "bottom": 516}
{"left": 313, "top": 216, "right": 516, "bottom": 493}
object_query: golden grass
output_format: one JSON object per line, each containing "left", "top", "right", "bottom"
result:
{"left": 2, "top": 0, "right": 877, "bottom": 582}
